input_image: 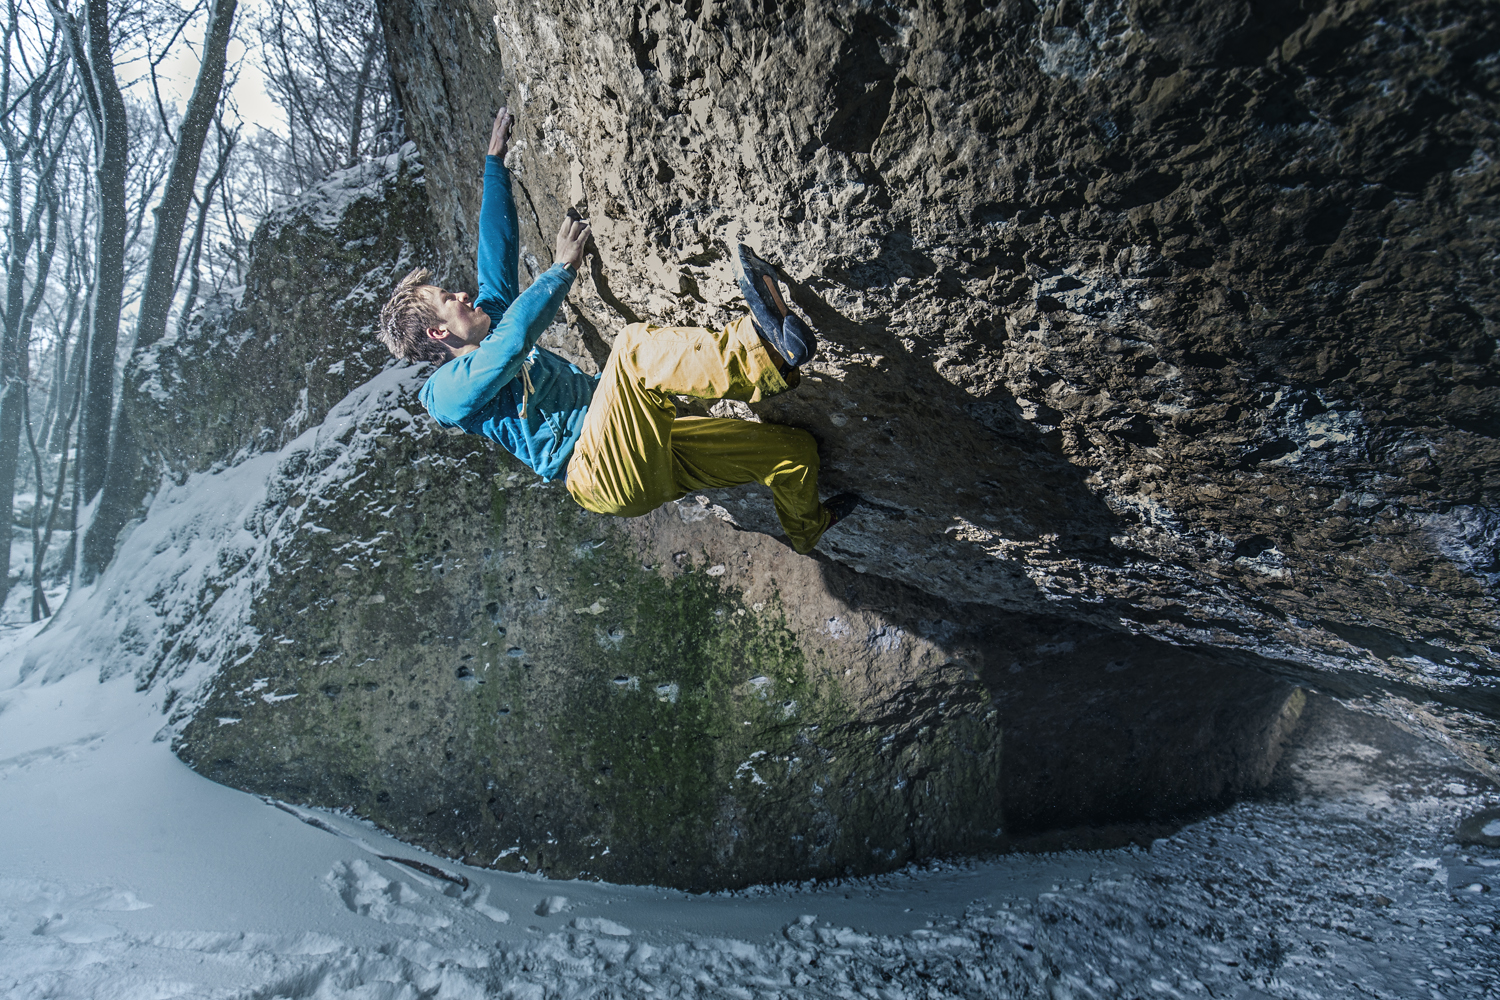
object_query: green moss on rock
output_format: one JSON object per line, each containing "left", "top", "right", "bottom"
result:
{"left": 175, "top": 394, "right": 1002, "bottom": 889}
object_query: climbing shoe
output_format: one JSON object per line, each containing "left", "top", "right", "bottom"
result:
{"left": 823, "top": 492, "right": 863, "bottom": 529}
{"left": 736, "top": 244, "right": 817, "bottom": 368}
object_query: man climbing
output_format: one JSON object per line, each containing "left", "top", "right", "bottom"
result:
{"left": 378, "top": 108, "right": 859, "bottom": 553}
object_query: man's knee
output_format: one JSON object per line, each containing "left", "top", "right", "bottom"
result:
{"left": 785, "top": 426, "right": 821, "bottom": 469}
{"left": 764, "top": 426, "right": 820, "bottom": 482}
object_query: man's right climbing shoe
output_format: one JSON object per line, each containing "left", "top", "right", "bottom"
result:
{"left": 736, "top": 244, "right": 817, "bottom": 368}
{"left": 823, "top": 492, "right": 863, "bottom": 530}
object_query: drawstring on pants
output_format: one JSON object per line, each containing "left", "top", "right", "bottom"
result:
{"left": 518, "top": 357, "right": 536, "bottom": 418}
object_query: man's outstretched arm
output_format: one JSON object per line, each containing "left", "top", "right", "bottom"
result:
{"left": 423, "top": 213, "right": 594, "bottom": 423}
{"left": 476, "top": 108, "right": 520, "bottom": 318}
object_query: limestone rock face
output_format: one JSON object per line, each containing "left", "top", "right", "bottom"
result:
{"left": 154, "top": 0, "right": 1500, "bottom": 888}
{"left": 380, "top": 0, "right": 1500, "bottom": 771}
{"left": 169, "top": 366, "right": 1302, "bottom": 888}
{"left": 160, "top": 141, "right": 1302, "bottom": 889}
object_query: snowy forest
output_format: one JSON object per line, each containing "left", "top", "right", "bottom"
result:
{"left": 2, "top": 0, "right": 1498, "bottom": 996}
{"left": 0, "top": 0, "right": 396, "bottom": 623}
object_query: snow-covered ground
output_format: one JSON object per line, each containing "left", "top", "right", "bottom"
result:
{"left": 4, "top": 501, "right": 73, "bottom": 627}
{"left": 2, "top": 614, "right": 1497, "bottom": 998}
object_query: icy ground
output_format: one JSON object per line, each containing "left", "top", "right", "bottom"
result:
{"left": 1, "top": 631, "right": 1496, "bottom": 1000}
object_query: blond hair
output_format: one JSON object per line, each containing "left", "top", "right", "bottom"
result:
{"left": 378, "top": 266, "right": 450, "bottom": 363}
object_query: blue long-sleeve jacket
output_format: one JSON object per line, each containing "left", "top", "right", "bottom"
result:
{"left": 418, "top": 156, "right": 599, "bottom": 480}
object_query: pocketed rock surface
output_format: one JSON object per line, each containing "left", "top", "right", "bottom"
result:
{"left": 133, "top": 0, "right": 1500, "bottom": 887}
{"left": 379, "top": 0, "right": 1500, "bottom": 773}
{"left": 130, "top": 146, "right": 437, "bottom": 469}
{"left": 118, "top": 64, "right": 1312, "bottom": 888}
{"left": 168, "top": 361, "right": 1305, "bottom": 889}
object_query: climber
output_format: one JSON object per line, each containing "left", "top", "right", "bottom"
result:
{"left": 377, "top": 107, "right": 860, "bottom": 554}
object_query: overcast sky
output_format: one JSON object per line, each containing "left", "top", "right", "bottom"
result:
{"left": 147, "top": 1, "right": 282, "bottom": 135}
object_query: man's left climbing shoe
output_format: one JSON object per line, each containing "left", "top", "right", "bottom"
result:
{"left": 736, "top": 244, "right": 817, "bottom": 368}
{"left": 823, "top": 492, "right": 863, "bottom": 529}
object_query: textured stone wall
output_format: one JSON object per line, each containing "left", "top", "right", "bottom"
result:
{"left": 171, "top": 372, "right": 1303, "bottom": 887}
{"left": 144, "top": 0, "right": 1500, "bottom": 887}
{"left": 380, "top": 0, "right": 1500, "bottom": 772}
{"left": 159, "top": 145, "right": 1303, "bottom": 889}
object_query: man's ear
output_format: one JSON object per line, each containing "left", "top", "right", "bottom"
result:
{"left": 425, "top": 326, "right": 459, "bottom": 358}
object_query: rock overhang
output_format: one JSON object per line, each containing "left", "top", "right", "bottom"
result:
{"left": 121, "top": 0, "right": 1500, "bottom": 889}
{"left": 376, "top": 0, "right": 1499, "bottom": 773}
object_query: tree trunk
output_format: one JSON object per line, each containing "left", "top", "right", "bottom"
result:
{"left": 37, "top": 283, "right": 79, "bottom": 448}
{"left": 0, "top": 191, "right": 59, "bottom": 604}
{"left": 21, "top": 387, "right": 65, "bottom": 620}
{"left": 50, "top": 0, "right": 129, "bottom": 588}
{"left": 345, "top": 27, "right": 378, "bottom": 167}
{"left": 129, "top": 0, "right": 238, "bottom": 355}
{"left": 0, "top": 165, "right": 38, "bottom": 603}
{"left": 78, "top": 0, "right": 239, "bottom": 582}
{"left": 76, "top": 398, "right": 135, "bottom": 585}
{"left": 173, "top": 131, "right": 234, "bottom": 342}
{"left": 36, "top": 384, "right": 81, "bottom": 612}
{"left": 46, "top": 293, "right": 87, "bottom": 452}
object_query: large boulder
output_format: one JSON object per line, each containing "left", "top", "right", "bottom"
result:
{"left": 151, "top": 144, "right": 1303, "bottom": 889}
{"left": 129, "top": 0, "right": 1499, "bottom": 888}
{"left": 379, "top": 0, "right": 1500, "bottom": 773}
{"left": 170, "top": 367, "right": 1303, "bottom": 888}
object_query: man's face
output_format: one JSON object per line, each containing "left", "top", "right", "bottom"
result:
{"left": 421, "top": 286, "right": 490, "bottom": 351}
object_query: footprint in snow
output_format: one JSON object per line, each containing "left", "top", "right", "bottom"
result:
{"left": 535, "top": 895, "right": 569, "bottom": 916}
{"left": 0, "top": 733, "right": 105, "bottom": 778}
{"left": 324, "top": 859, "right": 452, "bottom": 928}
{"left": 464, "top": 884, "right": 510, "bottom": 923}
{"left": 572, "top": 916, "right": 631, "bottom": 936}
{"left": 0, "top": 879, "right": 151, "bottom": 947}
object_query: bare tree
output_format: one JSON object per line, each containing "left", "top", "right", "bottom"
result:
{"left": 207, "top": 124, "right": 280, "bottom": 282}
{"left": 50, "top": 0, "right": 239, "bottom": 585}
{"left": 12, "top": 0, "right": 395, "bottom": 604}
{"left": 255, "top": 0, "right": 395, "bottom": 193}
{"left": 48, "top": 0, "right": 129, "bottom": 567}
{"left": 172, "top": 113, "right": 234, "bottom": 342}
{"left": 119, "top": 96, "right": 173, "bottom": 309}
{"left": 37, "top": 144, "right": 90, "bottom": 452}
{"left": 22, "top": 374, "right": 76, "bottom": 618}
{"left": 0, "top": 0, "right": 77, "bottom": 605}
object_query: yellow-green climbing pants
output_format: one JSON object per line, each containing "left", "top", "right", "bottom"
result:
{"left": 565, "top": 316, "right": 831, "bottom": 553}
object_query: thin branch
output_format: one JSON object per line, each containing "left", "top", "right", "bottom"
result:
{"left": 22, "top": 384, "right": 48, "bottom": 619}
{"left": 30, "top": 367, "right": 80, "bottom": 618}
{"left": 44, "top": 0, "right": 102, "bottom": 141}
{"left": 144, "top": 0, "right": 205, "bottom": 143}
